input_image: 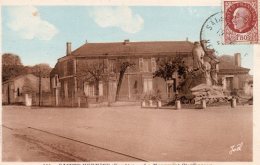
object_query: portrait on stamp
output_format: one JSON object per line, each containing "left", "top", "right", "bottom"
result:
{"left": 224, "top": 0, "right": 259, "bottom": 43}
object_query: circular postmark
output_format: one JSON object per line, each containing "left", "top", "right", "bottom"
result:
{"left": 225, "top": 2, "right": 257, "bottom": 33}
{"left": 200, "top": 12, "right": 223, "bottom": 56}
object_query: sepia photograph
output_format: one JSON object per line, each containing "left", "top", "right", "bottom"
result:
{"left": 1, "top": 0, "right": 258, "bottom": 164}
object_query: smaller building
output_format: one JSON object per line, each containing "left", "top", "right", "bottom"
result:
{"left": 243, "top": 75, "right": 253, "bottom": 96}
{"left": 218, "top": 53, "right": 253, "bottom": 96}
{"left": 2, "top": 74, "right": 51, "bottom": 105}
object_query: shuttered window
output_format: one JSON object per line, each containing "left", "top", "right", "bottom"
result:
{"left": 84, "top": 81, "right": 103, "bottom": 96}
{"left": 139, "top": 58, "right": 144, "bottom": 72}
{"left": 143, "top": 78, "right": 153, "bottom": 93}
{"left": 151, "top": 58, "right": 156, "bottom": 72}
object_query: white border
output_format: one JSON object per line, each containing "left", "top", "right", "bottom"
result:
{"left": 1, "top": 0, "right": 221, "bottom": 6}
{"left": 0, "top": 1, "right": 259, "bottom": 165}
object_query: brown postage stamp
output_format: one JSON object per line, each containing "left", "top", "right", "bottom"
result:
{"left": 223, "top": 0, "right": 259, "bottom": 44}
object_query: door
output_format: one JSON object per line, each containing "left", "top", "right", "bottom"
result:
{"left": 226, "top": 77, "right": 234, "bottom": 90}
{"left": 109, "top": 80, "right": 117, "bottom": 101}
{"left": 143, "top": 78, "right": 153, "bottom": 93}
{"left": 166, "top": 79, "right": 176, "bottom": 99}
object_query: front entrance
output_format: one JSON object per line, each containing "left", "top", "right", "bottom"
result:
{"left": 226, "top": 77, "right": 234, "bottom": 90}
{"left": 143, "top": 78, "right": 153, "bottom": 93}
{"left": 166, "top": 79, "right": 177, "bottom": 99}
{"left": 108, "top": 80, "right": 117, "bottom": 102}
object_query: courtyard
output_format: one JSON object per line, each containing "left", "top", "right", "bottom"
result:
{"left": 2, "top": 105, "right": 252, "bottom": 162}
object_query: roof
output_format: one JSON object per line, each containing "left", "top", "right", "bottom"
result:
{"left": 70, "top": 41, "right": 195, "bottom": 57}
{"left": 2, "top": 74, "right": 36, "bottom": 84}
{"left": 218, "top": 55, "right": 250, "bottom": 74}
{"left": 2, "top": 74, "right": 50, "bottom": 92}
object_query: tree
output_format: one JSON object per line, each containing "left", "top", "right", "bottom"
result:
{"left": 153, "top": 56, "right": 191, "bottom": 100}
{"left": 153, "top": 56, "right": 187, "bottom": 81}
{"left": 30, "top": 63, "right": 52, "bottom": 77}
{"left": 77, "top": 60, "right": 105, "bottom": 102}
{"left": 2, "top": 53, "right": 24, "bottom": 82}
{"left": 2, "top": 53, "right": 23, "bottom": 66}
{"left": 115, "top": 59, "right": 135, "bottom": 101}
{"left": 29, "top": 63, "right": 52, "bottom": 106}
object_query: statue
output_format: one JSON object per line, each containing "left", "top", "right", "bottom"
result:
{"left": 208, "top": 59, "right": 219, "bottom": 85}
{"left": 210, "top": 67, "right": 218, "bottom": 85}
{"left": 192, "top": 42, "right": 205, "bottom": 70}
{"left": 204, "top": 62, "right": 212, "bottom": 86}
{"left": 192, "top": 41, "right": 218, "bottom": 86}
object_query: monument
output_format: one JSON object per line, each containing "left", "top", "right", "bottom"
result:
{"left": 179, "top": 42, "right": 231, "bottom": 105}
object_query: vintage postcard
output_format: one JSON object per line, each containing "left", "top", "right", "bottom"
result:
{"left": 1, "top": 0, "right": 260, "bottom": 165}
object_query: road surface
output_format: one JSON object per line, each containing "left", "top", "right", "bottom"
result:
{"left": 2, "top": 105, "right": 253, "bottom": 161}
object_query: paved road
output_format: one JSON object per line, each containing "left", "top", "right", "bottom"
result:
{"left": 2, "top": 105, "right": 252, "bottom": 161}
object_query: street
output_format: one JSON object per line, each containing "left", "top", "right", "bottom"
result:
{"left": 2, "top": 105, "right": 253, "bottom": 161}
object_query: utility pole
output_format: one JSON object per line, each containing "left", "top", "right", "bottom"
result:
{"left": 107, "top": 72, "right": 110, "bottom": 106}
{"left": 7, "top": 83, "right": 10, "bottom": 104}
{"left": 38, "top": 70, "right": 42, "bottom": 106}
{"left": 106, "top": 58, "right": 110, "bottom": 106}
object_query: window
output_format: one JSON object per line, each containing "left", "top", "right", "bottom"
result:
{"left": 99, "top": 81, "right": 103, "bottom": 96}
{"left": 139, "top": 58, "right": 143, "bottom": 71}
{"left": 143, "top": 59, "right": 149, "bottom": 72}
{"left": 151, "top": 58, "right": 156, "bottom": 72}
{"left": 17, "top": 88, "right": 20, "bottom": 96}
{"left": 139, "top": 58, "right": 150, "bottom": 72}
{"left": 226, "top": 77, "right": 234, "bottom": 90}
{"left": 166, "top": 79, "right": 177, "bottom": 98}
{"left": 63, "top": 62, "right": 68, "bottom": 76}
{"left": 55, "top": 75, "right": 59, "bottom": 86}
{"left": 84, "top": 82, "right": 94, "bottom": 96}
{"left": 109, "top": 59, "right": 116, "bottom": 73}
{"left": 104, "top": 59, "right": 109, "bottom": 73}
{"left": 52, "top": 75, "right": 60, "bottom": 88}
{"left": 52, "top": 77, "right": 55, "bottom": 88}
{"left": 64, "top": 81, "right": 68, "bottom": 98}
{"left": 84, "top": 81, "right": 103, "bottom": 96}
{"left": 143, "top": 78, "right": 153, "bottom": 93}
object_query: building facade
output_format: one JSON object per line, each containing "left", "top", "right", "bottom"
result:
{"left": 50, "top": 40, "right": 252, "bottom": 106}
{"left": 2, "top": 74, "right": 51, "bottom": 105}
{"left": 218, "top": 53, "right": 253, "bottom": 96}
{"left": 50, "top": 40, "right": 197, "bottom": 106}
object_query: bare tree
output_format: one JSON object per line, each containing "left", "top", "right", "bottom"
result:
{"left": 77, "top": 60, "right": 105, "bottom": 102}
{"left": 30, "top": 63, "right": 52, "bottom": 106}
{"left": 31, "top": 63, "right": 52, "bottom": 77}
{"left": 115, "top": 59, "right": 135, "bottom": 101}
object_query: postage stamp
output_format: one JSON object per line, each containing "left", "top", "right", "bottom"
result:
{"left": 1, "top": 0, "right": 260, "bottom": 165}
{"left": 223, "top": 0, "right": 259, "bottom": 44}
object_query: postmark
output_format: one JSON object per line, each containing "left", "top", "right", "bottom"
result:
{"left": 223, "top": 0, "right": 259, "bottom": 44}
{"left": 200, "top": 12, "right": 223, "bottom": 56}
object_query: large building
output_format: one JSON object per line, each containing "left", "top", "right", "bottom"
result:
{"left": 50, "top": 40, "right": 252, "bottom": 107}
{"left": 50, "top": 40, "right": 199, "bottom": 106}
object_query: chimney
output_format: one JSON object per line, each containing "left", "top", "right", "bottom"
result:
{"left": 66, "top": 42, "right": 71, "bottom": 55}
{"left": 123, "top": 39, "right": 130, "bottom": 45}
{"left": 234, "top": 53, "right": 241, "bottom": 67}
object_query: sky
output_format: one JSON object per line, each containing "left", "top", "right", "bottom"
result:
{"left": 1, "top": 6, "right": 253, "bottom": 74}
